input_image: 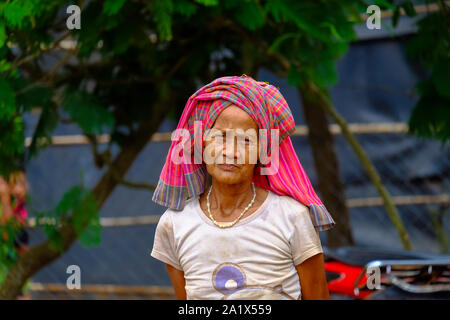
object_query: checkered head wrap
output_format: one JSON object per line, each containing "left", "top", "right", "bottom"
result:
{"left": 152, "top": 75, "right": 335, "bottom": 231}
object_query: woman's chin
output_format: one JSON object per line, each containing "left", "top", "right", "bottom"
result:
{"left": 214, "top": 175, "right": 241, "bottom": 185}
{"left": 211, "top": 169, "right": 243, "bottom": 185}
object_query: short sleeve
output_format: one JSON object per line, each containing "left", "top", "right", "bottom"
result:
{"left": 151, "top": 210, "right": 183, "bottom": 271}
{"left": 289, "top": 205, "right": 323, "bottom": 266}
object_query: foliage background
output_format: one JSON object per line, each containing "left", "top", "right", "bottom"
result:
{"left": 0, "top": 0, "right": 448, "bottom": 298}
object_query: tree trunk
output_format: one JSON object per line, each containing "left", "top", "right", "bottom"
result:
{"left": 304, "top": 81, "right": 412, "bottom": 250}
{"left": 0, "top": 99, "right": 171, "bottom": 299}
{"left": 299, "top": 88, "right": 354, "bottom": 248}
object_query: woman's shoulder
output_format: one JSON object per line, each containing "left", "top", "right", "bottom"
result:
{"left": 160, "top": 195, "right": 200, "bottom": 220}
{"left": 263, "top": 192, "right": 314, "bottom": 238}
{"left": 269, "top": 192, "right": 310, "bottom": 218}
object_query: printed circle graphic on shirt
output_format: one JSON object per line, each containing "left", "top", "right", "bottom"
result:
{"left": 212, "top": 262, "right": 296, "bottom": 300}
{"left": 225, "top": 279, "right": 237, "bottom": 290}
{"left": 212, "top": 263, "right": 246, "bottom": 295}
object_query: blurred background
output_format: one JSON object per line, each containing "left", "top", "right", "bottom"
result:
{"left": 0, "top": 0, "right": 449, "bottom": 299}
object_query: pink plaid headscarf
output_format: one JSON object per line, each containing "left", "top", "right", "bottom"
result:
{"left": 152, "top": 75, "right": 335, "bottom": 231}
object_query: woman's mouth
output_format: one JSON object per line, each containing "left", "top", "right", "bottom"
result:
{"left": 217, "top": 164, "right": 239, "bottom": 171}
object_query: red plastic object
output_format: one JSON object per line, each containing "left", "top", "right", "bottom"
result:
{"left": 325, "top": 261, "right": 372, "bottom": 299}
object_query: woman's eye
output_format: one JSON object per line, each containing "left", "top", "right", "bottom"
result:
{"left": 212, "top": 134, "right": 225, "bottom": 143}
{"left": 210, "top": 132, "right": 223, "bottom": 139}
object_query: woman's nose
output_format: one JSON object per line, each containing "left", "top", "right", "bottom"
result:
{"left": 222, "top": 137, "right": 244, "bottom": 163}
{"left": 223, "top": 138, "right": 237, "bottom": 159}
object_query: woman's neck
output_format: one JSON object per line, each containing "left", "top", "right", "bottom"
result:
{"left": 209, "top": 179, "right": 254, "bottom": 218}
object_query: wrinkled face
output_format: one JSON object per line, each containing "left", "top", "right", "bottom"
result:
{"left": 203, "top": 105, "right": 259, "bottom": 185}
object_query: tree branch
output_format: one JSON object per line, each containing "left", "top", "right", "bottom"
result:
{"left": 15, "top": 48, "right": 78, "bottom": 97}
{"left": 86, "top": 135, "right": 156, "bottom": 191}
{"left": 303, "top": 81, "right": 411, "bottom": 250}
{"left": 9, "top": 32, "right": 71, "bottom": 73}
{"left": 208, "top": 16, "right": 291, "bottom": 71}
{"left": 0, "top": 92, "right": 172, "bottom": 299}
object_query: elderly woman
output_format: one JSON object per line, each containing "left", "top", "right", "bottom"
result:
{"left": 151, "top": 75, "right": 335, "bottom": 300}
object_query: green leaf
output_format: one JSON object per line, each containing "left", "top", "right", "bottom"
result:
{"left": 234, "top": 0, "right": 266, "bottom": 31}
{"left": 0, "top": 116, "right": 24, "bottom": 176}
{"left": 408, "top": 81, "right": 450, "bottom": 143}
{"left": 71, "top": 191, "right": 100, "bottom": 247}
{"left": 27, "top": 102, "right": 58, "bottom": 158}
{"left": 0, "top": 219, "right": 22, "bottom": 268}
{"left": 174, "top": 0, "right": 198, "bottom": 17}
{"left": 322, "top": 22, "right": 341, "bottom": 41}
{"left": 287, "top": 66, "right": 305, "bottom": 87}
{"left": 62, "top": 89, "right": 115, "bottom": 135}
{"left": 194, "top": 0, "right": 218, "bottom": 6}
{"left": 326, "top": 41, "right": 349, "bottom": 59}
{"left": 268, "top": 33, "right": 299, "bottom": 54}
{"left": 0, "top": 20, "right": 6, "bottom": 48}
{"left": 380, "top": 19, "right": 395, "bottom": 37}
{"left": 0, "top": 81, "right": 21, "bottom": 173}
{"left": 14, "top": 83, "right": 53, "bottom": 112}
{"left": 264, "top": 0, "right": 329, "bottom": 42}
{"left": 392, "top": 6, "right": 400, "bottom": 27}
{"left": 103, "top": 0, "right": 127, "bottom": 16}
{"left": 264, "top": 0, "right": 284, "bottom": 23}
{"left": 431, "top": 59, "right": 450, "bottom": 99}
{"left": 77, "top": 210, "right": 101, "bottom": 247}
{"left": 77, "top": 2, "right": 119, "bottom": 57}
{"left": 0, "top": 79, "right": 16, "bottom": 119}
{"left": 0, "top": 40, "right": 6, "bottom": 56}
{"left": 373, "top": 0, "right": 396, "bottom": 10}
{"left": 346, "top": 4, "right": 363, "bottom": 24}
{"left": 401, "top": 1, "right": 416, "bottom": 17}
{"left": 39, "top": 209, "right": 64, "bottom": 253}
{"left": 3, "top": 0, "right": 36, "bottom": 28}
{"left": 54, "top": 186, "right": 85, "bottom": 216}
{"left": 149, "top": 0, "right": 174, "bottom": 41}
{"left": 43, "top": 222, "right": 64, "bottom": 253}
{"left": 312, "top": 58, "right": 338, "bottom": 88}
{"left": 409, "top": 97, "right": 450, "bottom": 143}
{"left": 41, "top": 185, "right": 101, "bottom": 249}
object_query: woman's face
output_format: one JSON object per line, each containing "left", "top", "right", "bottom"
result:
{"left": 203, "top": 105, "right": 259, "bottom": 185}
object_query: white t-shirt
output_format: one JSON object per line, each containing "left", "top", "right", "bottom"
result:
{"left": 150, "top": 190, "right": 323, "bottom": 300}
